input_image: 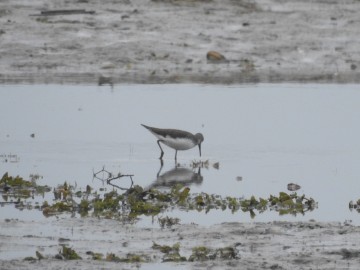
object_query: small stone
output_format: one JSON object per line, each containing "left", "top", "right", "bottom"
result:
{"left": 54, "top": 254, "right": 64, "bottom": 260}
{"left": 206, "top": 51, "right": 226, "bottom": 62}
{"left": 287, "top": 183, "right": 301, "bottom": 191}
{"left": 213, "top": 162, "right": 220, "bottom": 169}
{"left": 100, "top": 62, "right": 116, "bottom": 69}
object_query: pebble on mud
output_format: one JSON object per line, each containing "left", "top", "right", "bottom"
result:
{"left": 206, "top": 51, "right": 227, "bottom": 62}
{"left": 100, "top": 62, "right": 116, "bottom": 69}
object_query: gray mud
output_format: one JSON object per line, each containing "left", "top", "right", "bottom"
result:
{"left": 1, "top": 218, "right": 360, "bottom": 269}
{"left": 0, "top": 0, "right": 360, "bottom": 84}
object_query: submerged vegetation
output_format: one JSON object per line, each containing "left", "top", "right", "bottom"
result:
{"left": 24, "top": 243, "right": 238, "bottom": 264}
{"left": 152, "top": 242, "right": 186, "bottom": 262}
{"left": 60, "top": 246, "right": 82, "bottom": 260}
{"left": 151, "top": 242, "right": 238, "bottom": 262}
{"left": 189, "top": 246, "right": 238, "bottom": 261}
{"left": 1, "top": 172, "right": 317, "bottom": 223}
{"left": 0, "top": 172, "right": 51, "bottom": 206}
{"left": 104, "top": 252, "right": 150, "bottom": 263}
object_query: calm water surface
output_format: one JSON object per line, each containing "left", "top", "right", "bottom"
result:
{"left": 1, "top": 84, "right": 360, "bottom": 225}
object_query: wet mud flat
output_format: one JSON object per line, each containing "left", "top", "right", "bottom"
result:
{"left": 0, "top": 0, "right": 360, "bottom": 84}
{"left": 1, "top": 218, "right": 360, "bottom": 269}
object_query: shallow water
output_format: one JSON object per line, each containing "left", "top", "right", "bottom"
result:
{"left": 1, "top": 84, "right": 360, "bottom": 225}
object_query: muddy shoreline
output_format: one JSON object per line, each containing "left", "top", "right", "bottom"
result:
{"left": 1, "top": 0, "right": 360, "bottom": 85}
{"left": 2, "top": 218, "right": 360, "bottom": 269}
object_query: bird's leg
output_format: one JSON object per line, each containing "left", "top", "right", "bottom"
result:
{"left": 157, "top": 159, "right": 164, "bottom": 178}
{"left": 157, "top": 140, "right": 164, "bottom": 160}
{"left": 175, "top": 150, "right": 177, "bottom": 161}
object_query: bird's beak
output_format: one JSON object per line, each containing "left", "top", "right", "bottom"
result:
{"left": 198, "top": 143, "right": 202, "bottom": 157}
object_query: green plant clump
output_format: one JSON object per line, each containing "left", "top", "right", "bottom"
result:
{"left": 60, "top": 246, "right": 82, "bottom": 260}
{"left": 188, "top": 246, "right": 238, "bottom": 261}
{"left": 152, "top": 242, "right": 186, "bottom": 262}
{"left": 0, "top": 172, "right": 33, "bottom": 187}
{"left": 188, "top": 246, "right": 211, "bottom": 261}
{"left": 106, "top": 253, "right": 150, "bottom": 263}
{"left": 158, "top": 216, "right": 180, "bottom": 228}
{"left": 2, "top": 172, "right": 317, "bottom": 223}
{"left": 0, "top": 172, "right": 51, "bottom": 201}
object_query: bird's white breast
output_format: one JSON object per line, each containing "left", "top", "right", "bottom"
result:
{"left": 162, "top": 136, "right": 196, "bottom": 150}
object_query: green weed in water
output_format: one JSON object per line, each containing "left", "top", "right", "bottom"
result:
{"left": 189, "top": 246, "right": 238, "bottom": 261}
{"left": 152, "top": 242, "right": 186, "bottom": 262}
{"left": 2, "top": 173, "right": 317, "bottom": 222}
{"left": 60, "top": 246, "right": 82, "bottom": 260}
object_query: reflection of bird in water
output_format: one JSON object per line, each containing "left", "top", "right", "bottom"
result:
{"left": 147, "top": 166, "right": 203, "bottom": 190}
{"left": 141, "top": 124, "right": 204, "bottom": 161}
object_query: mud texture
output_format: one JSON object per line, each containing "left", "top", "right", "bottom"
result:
{"left": 0, "top": 0, "right": 360, "bottom": 84}
{"left": 1, "top": 218, "right": 360, "bottom": 269}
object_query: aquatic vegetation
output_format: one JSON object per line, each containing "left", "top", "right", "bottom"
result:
{"left": 188, "top": 246, "right": 238, "bottom": 261}
{"left": 26, "top": 243, "right": 236, "bottom": 264}
{"left": 93, "top": 190, "right": 124, "bottom": 213}
{"left": 60, "top": 246, "right": 82, "bottom": 260}
{"left": 25, "top": 248, "right": 148, "bottom": 263}
{"left": 0, "top": 172, "right": 51, "bottom": 202}
{"left": 121, "top": 253, "right": 149, "bottom": 263}
{"left": 105, "top": 253, "right": 122, "bottom": 262}
{"left": 191, "top": 159, "right": 210, "bottom": 169}
{"left": 106, "top": 253, "right": 150, "bottom": 263}
{"left": 162, "top": 252, "right": 187, "bottom": 262}
{"left": 190, "top": 159, "right": 220, "bottom": 170}
{"left": 29, "top": 174, "right": 43, "bottom": 181}
{"left": 32, "top": 183, "right": 318, "bottom": 219}
{"left": 216, "top": 247, "right": 238, "bottom": 260}
{"left": 86, "top": 251, "right": 104, "bottom": 260}
{"left": 188, "top": 246, "right": 211, "bottom": 261}
{"left": 2, "top": 173, "right": 317, "bottom": 222}
{"left": 152, "top": 242, "right": 180, "bottom": 254}
{"left": 42, "top": 201, "right": 73, "bottom": 216}
{"left": 1, "top": 172, "right": 34, "bottom": 188}
{"left": 79, "top": 199, "right": 91, "bottom": 214}
{"left": 158, "top": 216, "right": 180, "bottom": 228}
{"left": 92, "top": 253, "right": 104, "bottom": 260}
{"left": 152, "top": 242, "right": 186, "bottom": 262}
{"left": 241, "top": 192, "right": 316, "bottom": 218}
